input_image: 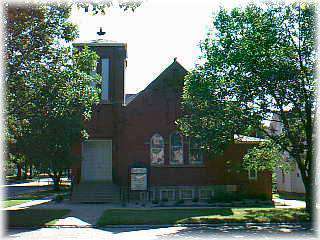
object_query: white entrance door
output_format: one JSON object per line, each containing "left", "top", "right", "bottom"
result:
{"left": 81, "top": 140, "right": 112, "bottom": 182}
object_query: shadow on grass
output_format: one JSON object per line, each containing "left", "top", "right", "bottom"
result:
{"left": 97, "top": 208, "right": 234, "bottom": 226}
{"left": 7, "top": 187, "right": 70, "bottom": 201}
{"left": 6, "top": 209, "right": 70, "bottom": 228}
{"left": 277, "top": 192, "right": 305, "bottom": 201}
{"left": 241, "top": 208, "right": 310, "bottom": 223}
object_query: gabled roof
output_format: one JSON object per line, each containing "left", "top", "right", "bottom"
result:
{"left": 143, "top": 59, "right": 188, "bottom": 92}
{"left": 126, "top": 59, "right": 188, "bottom": 106}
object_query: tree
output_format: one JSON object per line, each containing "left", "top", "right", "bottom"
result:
{"left": 6, "top": 4, "right": 101, "bottom": 189}
{"left": 177, "top": 2, "right": 316, "bottom": 212}
{"left": 6, "top": 1, "right": 142, "bottom": 188}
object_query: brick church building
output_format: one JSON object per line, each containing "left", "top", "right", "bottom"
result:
{"left": 71, "top": 34, "right": 272, "bottom": 203}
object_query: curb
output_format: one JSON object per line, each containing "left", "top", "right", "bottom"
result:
{"left": 7, "top": 221, "right": 313, "bottom": 229}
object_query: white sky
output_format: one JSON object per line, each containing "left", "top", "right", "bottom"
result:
{"left": 70, "top": 0, "right": 251, "bottom": 94}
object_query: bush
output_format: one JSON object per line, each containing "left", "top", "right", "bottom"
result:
{"left": 152, "top": 200, "right": 159, "bottom": 204}
{"left": 54, "top": 194, "right": 64, "bottom": 203}
{"left": 192, "top": 197, "right": 199, "bottom": 202}
{"left": 176, "top": 199, "right": 184, "bottom": 205}
{"left": 214, "top": 192, "right": 234, "bottom": 202}
{"left": 161, "top": 198, "right": 168, "bottom": 202}
{"left": 207, "top": 196, "right": 215, "bottom": 204}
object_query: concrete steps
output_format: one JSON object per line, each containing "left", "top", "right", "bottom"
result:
{"left": 71, "top": 181, "right": 121, "bottom": 203}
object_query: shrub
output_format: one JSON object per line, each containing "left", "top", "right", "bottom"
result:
{"left": 152, "top": 200, "right": 159, "bottom": 204}
{"left": 161, "top": 198, "right": 168, "bottom": 202}
{"left": 54, "top": 194, "right": 64, "bottom": 203}
{"left": 176, "top": 199, "right": 184, "bottom": 205}
{"left": 192, "top": 197, "right": 199, "bottom": 202}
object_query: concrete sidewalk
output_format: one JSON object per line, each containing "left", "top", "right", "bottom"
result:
{"left": 5, "top": 197, "right": 308, "bottom": 228}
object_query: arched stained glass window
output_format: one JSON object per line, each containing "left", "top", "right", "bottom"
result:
{"left": 150, "top": 133, "right": 165, "bottom": 165}
{"left": 170, "top": 132, "right": 183, "bottom": 165}
{"left": 189, "top": 138, "right": 203, "bottom": 164}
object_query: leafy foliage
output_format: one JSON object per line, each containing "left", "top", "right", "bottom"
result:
{"left": 243, "top": 141, "right": 293, "bottom": 172}
{"left": 6, "top": 4, "right": 101, "bottom": 188}
{"left": 76, "top": 1, "right": 143, "bottom": 15}
{"left": 178, "top": 2, "right": 315, "bottom": 210}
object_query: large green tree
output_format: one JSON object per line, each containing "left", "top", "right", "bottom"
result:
{"left": 6, "top": 1, "right": 142, "bottom": 188}
{"left": 6, "top": 4, "right": 101, "bottom": 189}
{"left": 178, "top": 2, "right": 316, "bottom": 212}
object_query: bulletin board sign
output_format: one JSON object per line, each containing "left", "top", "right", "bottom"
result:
{"left": 130, "top": 168, "right": 147, "bottom": 191}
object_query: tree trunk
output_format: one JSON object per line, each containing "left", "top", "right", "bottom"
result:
{"left": 29, "top": 164, "right": 33, "bottom": 178}
{"left": 52, "top": 176, "right": 60, "bottom": 191}
{"left": 304, "top": 144, "right": 314, "bottom": 220}
{"left": 305, "top": 182, "right": 312, "bottom": 212}
{"left": 23, "top": 161, "right": 27, "bottom": 179}
{"left": 16, "top": 163, "right": 22, "bottom": 179}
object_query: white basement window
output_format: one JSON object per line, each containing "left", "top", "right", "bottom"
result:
{"left": 199, "top": 189, "right": 213, "bottom": 200}
{"left": 180, "top": 189, "right": 194, "bottom": 200}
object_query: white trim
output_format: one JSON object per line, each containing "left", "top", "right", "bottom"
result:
{"left": 248, "top": 169, "right": 258, "bottom": 180}
{"left": 81, "top": 139, "right": 113, "bottom": 182}
{"left": 179, "top": 189, "right": 194, "bottom": 200}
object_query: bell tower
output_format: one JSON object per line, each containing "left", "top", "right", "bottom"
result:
{"left": 73, "top": 28, "right": 127, "bottom": 105}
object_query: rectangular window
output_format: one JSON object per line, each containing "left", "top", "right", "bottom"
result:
{"left": 101, "top": 58, "right": 109, "bottom": 101}
{"left": 180, "top": 189, "right": 194, "bottom": 200}
{"left": 226, "top": 185, "right": 237, "bottom": 192}
{"left": 149, "top": 190, "right": 155, "bottom": 201}
{"left": 199, "top": 189, "right": 213, "bottom": 200}
{"left": 160, "top": 190, "right": 175, "bottom": 201}
{"left": 189, "top": 138, "right": 203, "bottom": 165}
{"left": 248, "top": 169, "right": 258, "bottom": 180}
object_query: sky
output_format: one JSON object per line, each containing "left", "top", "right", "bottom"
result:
{"left": 70, "top": 0, "right": 251, "bottom": 94}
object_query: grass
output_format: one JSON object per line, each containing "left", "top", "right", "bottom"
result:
{"left": 6, "top": 209, "right": 70, "bottom": 228}
{"left": 4, "top": 187, "right": 70, "bottom": 209}
{"left": 8, "top": 186, "right": 70, "bottom": 201}
{"left": 97, "top": 208, "right": 310, "bottom": 226}
{"left": 273, "top": 192, "right": 306, "bottom": 201}
{"left": 4, "top": 199, "right": 32, "bottom": 208}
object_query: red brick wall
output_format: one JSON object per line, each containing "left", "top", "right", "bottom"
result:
{"left": 73, "top": 61, "right": 272, "bottom": 199}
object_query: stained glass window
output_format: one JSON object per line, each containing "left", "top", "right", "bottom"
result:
{"left": 170, "top": 132, "right": 183, "bottom": 165}
{"left": 189, "top": 138, "right": 203, "bottom": 164}
{"left": 150, "top": 133, "right": 164, "bottom": 165}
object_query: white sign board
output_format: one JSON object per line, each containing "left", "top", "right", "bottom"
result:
{"left": 131, "top": 168, "right": 147, "bottom": 191}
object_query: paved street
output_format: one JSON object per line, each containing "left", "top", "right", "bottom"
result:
{"left": 5, "top": 223, "right": 315, "bottom": 240}
{"left": 3, "top": 178, "right": 69, "bottom": 198}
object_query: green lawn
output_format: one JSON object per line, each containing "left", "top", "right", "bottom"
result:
{"left": 10, "top": 187, "right": 70, "bottom": 201}
{"left": 273, "top": 192, "right": 306, "bottom": 201}
{"left": 6, "top": 209, "right": 70, "bottom": 228}
{"left": 97, "top": 208, "right": 310, "bottom": 226}
{"left": 4, "top": 187, "right": 70, "bottom": 209}
{"left": 4, "top": 199, "right": 31, "bottom": 208}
